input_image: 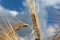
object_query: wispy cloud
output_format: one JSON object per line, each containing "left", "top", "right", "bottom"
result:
{"left": 0, "top": 5, "right": 18, "bottom": 17}
{"left": 41, "top": 0, "right": 60, "bottom": 6}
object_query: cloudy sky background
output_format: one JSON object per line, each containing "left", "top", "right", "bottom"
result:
{"left": 0, "top": 0, "right": 60, "bottom": 40}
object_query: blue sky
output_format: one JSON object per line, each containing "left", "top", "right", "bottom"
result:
{"left": 0, "top": 0, "right": 25, "bottom": 11}
{"left": 0, "top": 0, "right": 60, "bottom": 40}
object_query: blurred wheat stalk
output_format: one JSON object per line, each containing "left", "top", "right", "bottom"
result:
{"left": 0, "top": 17, "right": 29, "bottom": 40}
{"left": 0, "top": 24, "right": 21, "bottom": 40}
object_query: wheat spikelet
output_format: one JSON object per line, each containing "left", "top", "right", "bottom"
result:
{"left": 14, "top": 23, "right": 29, "bottom": 32}
{"left": 27, "top": 0, "right": 40, "bottom": 40}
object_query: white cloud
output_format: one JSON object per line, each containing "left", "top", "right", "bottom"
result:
{"left": 41, "top": 0, "right": 60, "bottom": 6}
{"left": 0, "top": 5, "right": 18, "bottom": 17}
{"left": 47, "top": 27, "right": 55, "bottom": 33}
{"left": 0, "top": 6, "right": 4, "bottom": 12}
{"left": 47, "top": 26, "right": 56, "bottom": 36}
{"left": 20, "top": 37, "right": 25, "bottom": 40}
{"left": 9, "top": 10, "right": 18, "bottom": 17}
